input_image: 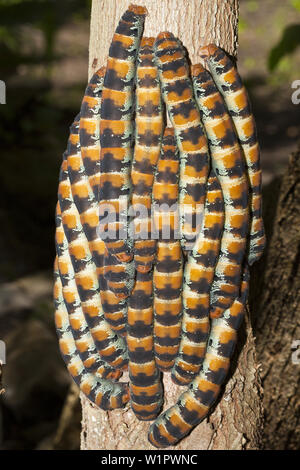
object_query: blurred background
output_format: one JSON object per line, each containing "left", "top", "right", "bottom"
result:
{"left": 0, "top": 0, "right": 299, "bottom": 450}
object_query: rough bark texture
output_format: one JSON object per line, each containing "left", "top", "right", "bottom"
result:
{"left": 88, "top": 0, "right": 239, "bottom": 78}
{"left": 81, "top": 0, "right": 264, "bottom": 450}
{"left": 251, "top": 147, "right": 300, "bottom": 450}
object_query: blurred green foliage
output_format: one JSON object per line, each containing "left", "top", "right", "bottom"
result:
{"left": 268, "top": 24, "right": 300, "bottom": 71}
{"left": 0, "top": 0, "right": 91, "bottom": 281}
{"left": 290, "top": 0, "right": 300, "bottom": 13}
{"left": 0, "top": 0, "right": 91, "bottom": 75}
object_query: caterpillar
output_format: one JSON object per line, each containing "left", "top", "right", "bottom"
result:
{"left": 68, "top": 70, "right": 128, "bottom": 336}
{"left": 127, "top": 269, "right": 163, "bottom": 420}
{"left": 152, "top": 128, "right": 183, "bottom": 372}
{"left": 54, "top": 257, "right": 129, "bottom": 410}
{"left": 55, "top": 203, "right": 113, "bottom": 376}
{"left": 148, "top": 265, "right": 250, "bottom": 448}
{"left": 79, "top": 66, "right": 104, "bottom": 198}
{"left": 57, "top": 118, "right": 128, "bottom": 370}
{"left": 171, "top": 169, "right": 224, "bottom": 384}
{"left": 154, "top": 32, "right": 210, "bottom": 253}
{"left": 99, "top": 5, "right": 147, "bottom": 301}
{"left": 199, "top": 45, "right": 265, "bottom": 266}
{"left": 131, "top": 36, "right": 164, "bottom": 273}
{"left": 54, "top": 3, "right": 264, "bottom": 448}
{"left": 192, "top": 63, "right": 249, "bottom": 319}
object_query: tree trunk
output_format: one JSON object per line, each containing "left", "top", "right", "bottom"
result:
{"left": 251, "top": 146, "right": 300, "bottom": 450}
{"left": 81, "top": 0, "right": 264, "bottom": 450}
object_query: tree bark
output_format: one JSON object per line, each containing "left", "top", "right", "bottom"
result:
{"left": 251, "top": 146, "right": 300, "bottom": 450}
{"left": 81, "top": 0, "right": 264, "bottom": 450}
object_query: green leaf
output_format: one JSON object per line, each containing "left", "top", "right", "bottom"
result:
{"left": 290, "top": 0, "right": 300, "bottom": 12}
{"left": 268, "top": 24, "right": 300, "bottom": 71}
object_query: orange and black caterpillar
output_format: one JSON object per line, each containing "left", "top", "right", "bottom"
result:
{"left": 171, "top": 170, "right": 224, "bottom": 384}
{"left": 54, "top": 258, "right": 129, "bottom": 410}
{"left": 127, "top": 269, "right": 163, "bottom": 420}
{"left": 152, "top": 128, "right": 183, "bottom": 372}
{"left": 131, "top": 36, "right": 164, "bottom": 273}
{"left": 99, "top": 5, "right": 147, "bottom": 302}
{"left": 57, "top": 117, "right": 128, "bottom": 370}
{"left": 54, "top": 4, "right": 265, "bottom": 449}
{"left": 192, "top": 63, "right": 249, "bottom": 319}
{"left": 199, "top": 45, "right": 265, "bottom": 266}
{"left": 154, "top": 32, "right": 210, "bottom": 253}
{"left": 72, "top": 68, "right": 128, "bottom": 337}
{"left": 148, "top": 266, "right": 250, "bottom": 448}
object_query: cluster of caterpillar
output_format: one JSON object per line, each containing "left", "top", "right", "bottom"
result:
{"left": 54, "top": 4, "right": 265, "bottom": 448}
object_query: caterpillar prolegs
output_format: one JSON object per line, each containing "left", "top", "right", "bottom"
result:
{"left": 54, "top": 3, "right": 265, "bottom": 449}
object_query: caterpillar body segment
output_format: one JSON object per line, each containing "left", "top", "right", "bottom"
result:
{"left": 57, "top": 129, "right": 128, "bottom": 370}
{"left": 154, "top": 32, "right": 210, "bottom": 253}
{"left": 148, "top": 266, "right": 250, "bottom": 448}
{"left": 54, "top": 261, "right": 129, "bottom": 410}
{"left": 152, "top": 128, "right": 183, "bottom": 372}
{"left": 199, "top": 45, "right": 265, "bottom": 265}
{"left": 131, "top": 37, "right": 164, "bottom": 273}
{"left": 127, "top": 270, "right": 163, "bottom": 420}
{"left": 192, "top": 64, "right": 249, "bottom": 319}
{"left": 79, "top": 67, "right": 104, "bottom": 198}
{"left": 67, "top": 112, "right": 128, "bottom": 336}
{"left": 171, "top": 170, "right": 224, "bottom": 384}
{"left": 99, "top": 5, "right": 147, "bottom": 274}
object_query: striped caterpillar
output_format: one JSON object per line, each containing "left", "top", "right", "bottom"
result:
{"left": 54, "top": 4, "right": 265, "bottom": 450}
{"left": 152, "top": 128, "right": 183, "bottom": 372}
{"left": 99, "top": 5, "right": 147, "bottom": 300}
{"left": 131, "top": 36, "right": 164, "bottom": 273}
{"left": 154, "top": 32, "right": 210, "bottom": 254}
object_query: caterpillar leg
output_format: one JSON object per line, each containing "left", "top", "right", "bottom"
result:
{"left": 127, "top": 270, "right": 163, "bottom": 420}
{"left": 54, "top": 260, "right": 129, "bottom": 410}
{"left": 171, "top": 170, "right": 224, "bottom": 384}
{"left": 148, "top": 266, "right": 249, "bottom": 448}
{"left": 153, "top": 128, "right": 183, "bottom": 372}
{"left": 192, "top": 63, "right": 249, "bottom": 319}
{"left": 199, "top": 45, "right": 265, "bottom": 265}
{"left": 131, "top": 37, "right": 164, "bottom": 273}
{"left": 99, "top": 5, "right": 147, "bottom": 292}
{"left": 154, "top": 32, "right": 210, "bottom": 254}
